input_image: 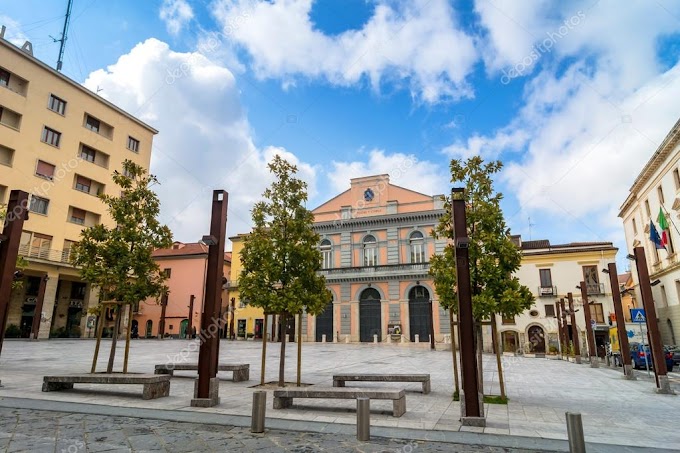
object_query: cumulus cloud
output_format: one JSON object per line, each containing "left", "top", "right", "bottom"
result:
{"left": 0, "top": 15, "right": 29, "bottom": 46}
{"left": 327, "top": 149, "right": 449, "bottom": 197}
{"left": 160, "top": 0, "right": 195, "bottom": 35}
{"left": 211, "top": 0, "right": 478, "bottom": 103}
{"left": 83, "top": 38, "right": 317, "bottom": 242}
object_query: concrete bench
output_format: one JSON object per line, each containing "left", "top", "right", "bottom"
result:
{"left": 42, "top": 373, "right": 170, "bottom": 400}
{"left": 333, "top": 373, "right": 431, "bottom": 394}
{"left": 273, "top": 387, "right": 406, "bottom": 417}
{"left": 154, "top": 363, "right": 249, "bottom": 382}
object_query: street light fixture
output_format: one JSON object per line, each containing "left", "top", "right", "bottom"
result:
{"left": 601, "top": 268, "right": 610, "bottom": 274}
{"left": 626, "top": 254, "right": 636, "bottom": 261}
{"left": 650, "top": 279, "right": 661, "bottom": 286}
{"left": 200, "top": 235, "right": 218, "bottom": 246}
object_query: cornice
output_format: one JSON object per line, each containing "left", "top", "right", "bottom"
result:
{"left": 313, "top": 209, "right": 445, "bottom": 231}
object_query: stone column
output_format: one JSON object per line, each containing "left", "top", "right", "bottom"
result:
{"left": 400, "top": 299, "right": 409, "bottom": 341}
{"left": 37, "top": 272, "right": 60, "bottom": 339}
{"left": 350, "top": 300, "right": 359, "bottom": 342}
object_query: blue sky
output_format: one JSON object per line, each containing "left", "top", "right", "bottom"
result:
{"left": 3, "top": 0, "right": 680, "bottom": 270}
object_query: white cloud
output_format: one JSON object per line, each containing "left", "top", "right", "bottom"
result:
{"left": 327, "top": 149, "right": 449, "bottom": 196}
{"left": 160, "top": 0, "right": 195, "bottom": 35}
{"left": 0, "top": 15, "right": 30, "bottom": 46}
{"left": 83, "top": 38, "right": 317, "bottom": 243}
{"left": 211, "top": 0, "right": 478, "bottom": 103}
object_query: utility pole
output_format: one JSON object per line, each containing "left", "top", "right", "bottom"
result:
{"left": 632, "top": 247, "right": 673, "bottom": 394}
{"left": 578, "top": 282, "right": 598, "bottom": 368}
{"left": 54, "top": 0, "right": 74, "bottom": 72}
{"left": 567, "top": 292, "right": 581, "bottom": 364}
{"left": 451, "top": 188, "right": 485, "bottom": 427}
{"left": 603, "top": 264, "right": 634, "bottom": 379}
{"left": 0, "top": 190, "right": 29, "bottom": 358}
{"left": 193, "top": 190, "right": 228, "bottom": 407}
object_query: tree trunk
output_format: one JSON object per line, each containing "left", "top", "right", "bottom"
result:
{"left": 107, "top": 305, "right": 122, "bottom": 373}
{"left": 476, "top": 321, "right": 484, "bottom": 395}
{"left": 260, "top": 314, "right": 268, "bottom": 385}
{"left": 296, "top": 313, "right": 302, "bottom": 386}
{"left": 449, "top": 310, "right": 460, "bottom": 397}
{"left": 278, "top": 312, "right": 287, "bottom": 387}
{"left": 490, "top": 314, "right": 506, "bottom": 399}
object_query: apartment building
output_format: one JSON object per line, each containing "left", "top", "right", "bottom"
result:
{"left": 509, "top": 238, "right": 618, "bottom": 356}
{"left": 0, "top": 34, "right": 157, "bottom": 339}
{"left": 619, "top": 118, "right": 680, "bottom": 346}
{"left": 132, "top": 242, "right": 231, "bottom": 339}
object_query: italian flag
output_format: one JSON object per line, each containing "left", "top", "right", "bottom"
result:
{"left": 658, "top": 207, "right": 670, "bottom": 247}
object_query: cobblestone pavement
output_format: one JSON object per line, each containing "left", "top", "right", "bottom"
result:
{"left": 0, "top": 408, "right": 549, "bottom": 453}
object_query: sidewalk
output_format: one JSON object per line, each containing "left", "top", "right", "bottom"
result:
{"left": 0, "top": 340, "right": 678, "bottom": 451}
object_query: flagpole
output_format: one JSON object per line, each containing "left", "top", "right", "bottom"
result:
{"left": 661, "top": 205, "right": 680, "bottom": 237}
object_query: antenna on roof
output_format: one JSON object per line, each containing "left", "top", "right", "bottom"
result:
{"left": 528, "top": 216, "right": 535, "bottom": 241}
{"left": 52, "top": 0, "right": 74, "bottom": 72}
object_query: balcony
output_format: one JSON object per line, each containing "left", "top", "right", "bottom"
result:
{"left": 319, "top": 263, "right": 430, "bottom": 281}
{"left": 18, "top": 244, "right": 74, "bottom": 265}
{"left": 537, "top": 286, "right": 557, "bottom": 297}
{"left": 586, "top": 283, "right": 605, "bottom": 295}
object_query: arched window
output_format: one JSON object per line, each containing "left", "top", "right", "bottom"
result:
{"left": 363, "top": 235, "right": 377, "bottom": 266}
{"left": 409, "top": 231, "right": 425, "bottom": 263}
{"left": 320, "top": 239, "right": 333, "bottom": 269}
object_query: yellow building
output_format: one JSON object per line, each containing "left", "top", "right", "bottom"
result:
{"left": 0, "top": 34, "right": 157, "bottom": 339}
{"left": 227, "top": 234, "right": 266, "bottom": 339}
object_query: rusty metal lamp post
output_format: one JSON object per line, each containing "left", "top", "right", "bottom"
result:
{"left": 451, "top": 188, "right": 485, "bottom": 427}
{"left": 629, "top": 248, "right": 674, "bottom": 394}
{"left": 577, "top": 282, "right": 598, "bottom": 368}
{"left": 0, "top": 191, "right": 30, "bottom": 373}
{"left": 602, "top": 264, "right": 635, "bottom": 379}
{"left": 192, "top": 190, "right": 228, "bottom": 407}
{"left": 566, "top": 292, "right": 582, "bottom": 364}
{"left": 30, "top": 274, "right": 49, "bottom": 340}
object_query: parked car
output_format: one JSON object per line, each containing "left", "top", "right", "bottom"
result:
{"left": 629, "top": 343, "right": 674, "bottom": 372}
{"left": 666, "top": 345, "right": 680, "bottom": 366}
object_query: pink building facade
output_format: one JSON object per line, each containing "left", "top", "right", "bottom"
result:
{"left": 306, "top": 175, "right": 449, "bottom": 343}
{"left": 132, "top": 242, "right": 231, "bottom": 339}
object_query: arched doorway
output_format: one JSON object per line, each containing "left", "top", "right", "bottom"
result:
{"left": 131, "top": 320, "right": 139, "bottom": 339}
{"left": 316, "top": 301, "right": 334, "bottom": 342}
{"left": 359, "top": 288, "right": 381, "bottom": 342}
{"left": 527, "top": 325, "right": 546, "bottom": 353}
{"left": 145, "top": 320, "right": 153, "bottom": 338}
{"left": 408, "top": 286, "right": 431, "bottom": 342}
{"left": 180, "top": 319, "right": 189, "bottom": 339}
{"left": 502, "top": 331, "right": 519, "bottom": 353}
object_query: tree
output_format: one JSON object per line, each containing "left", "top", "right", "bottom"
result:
{"left": 239, "top": 155, "right": 331, "bottom": 387}
{"left": 71, "top": 159, "right": 173, "bottom": 372}
{"left": 430, "top": 156, "right": 534, "bottom": 397}
{"left": 0, "top": 205, "right": 28, "bottom": 290}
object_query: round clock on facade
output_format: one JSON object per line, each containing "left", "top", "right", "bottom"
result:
{"left": 363, "top": 188, "right": 374, "bottom": 202}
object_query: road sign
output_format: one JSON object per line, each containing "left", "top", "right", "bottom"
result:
{"left": 590, "top": 319, "right": 596, "bottom": 327}
{"left": 631, "top": 308, "right": 646, "bottom": 323}
{"left": 627, "top": 330, "right": 635, "bottom": 338}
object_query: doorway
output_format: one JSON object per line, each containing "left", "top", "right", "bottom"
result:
{"left": 408, "top": 286, "right": 431, "bottom": 342}
{"left": 315, "top": 302, "right": 334, "bottom": 342}
{"left": 359, "top": 288, "right": 381, "bottom": 342}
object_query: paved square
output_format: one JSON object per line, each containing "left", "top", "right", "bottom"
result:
{"left": 0, "top": 339, "right": 678, "bottom": 451}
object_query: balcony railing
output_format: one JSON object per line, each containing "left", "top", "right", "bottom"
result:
{"left": 319, "top": 263, "right": 430, "bottom": 277}
{"left": 18, "top": 244, "right": 73, "bottom": 265}
{"left": 586, "top": 283, "right": 605, "bottom": 295}
{"left": 537, "top": 286, "right": 557, "bottom": 297}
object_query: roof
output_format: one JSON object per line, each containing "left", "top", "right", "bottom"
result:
{"left": 521, "top": 240, "right": 550, "bottom": 250}
{"left": 0, "top": 37, "right": 158, "bottom": 134}
{"left": 153, "top": 242, "right": 232, "bottom": 263}
{"left": 618, "top": 272, "right": 631, "bottom": 285}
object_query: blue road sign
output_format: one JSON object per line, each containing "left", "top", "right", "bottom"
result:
{"left": 631, "top": 308, "right": 646, "bottom": 323}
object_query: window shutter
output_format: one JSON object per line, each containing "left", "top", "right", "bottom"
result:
{"left": 36, "top": 160, "right": 55, "bottom": 178}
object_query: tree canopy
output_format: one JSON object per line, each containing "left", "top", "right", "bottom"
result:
{"left": 239, "top": 155, "right": 331, "bottom": 317}
{"left": 430, "top": 156, "right": 534, "bottom": 320}
{"left": 70, "top": 159, "right": 173, "bottom": 305}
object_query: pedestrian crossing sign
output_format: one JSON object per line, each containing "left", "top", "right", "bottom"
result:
{"left": 631, "top": 308, "right": 646, "bottom": 323}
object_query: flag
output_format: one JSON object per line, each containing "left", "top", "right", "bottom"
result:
{"left": 658, "top": 207, "right": 669, "bottom": 246}
{"left": 650, "top": 220, "right": 666, "bottom": 250}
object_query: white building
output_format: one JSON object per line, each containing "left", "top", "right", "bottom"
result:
{"left": 499, "top": 236, "right": 618, "bottom": 356}
{"left": 619, "top": 118, "right": 680, "bottom": 346}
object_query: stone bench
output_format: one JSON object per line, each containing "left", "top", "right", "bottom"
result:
{"left": 154, "top": 363, "right": 249, "bottom": 382}
{"left": 273, "top": 387, "right": 406, "bottom": 417}
{"left": 42, "top": 373, "right": 170, "bottom": 400}
{"left": 333, "top": 373, "right": 431, "bottom": 394}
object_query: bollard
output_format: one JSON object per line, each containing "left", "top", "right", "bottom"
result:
{"left": 400, "top": 334, "right": 405, "bottom": 344}
{"left": 357, "top": 397, "right": 370, "bottom": 441}
{"left": 415, "top": 334, "right": 419, "bottom": 343}
{"left": 565, "top": 412, "right": 585, "bottom": 453}
{"left": 345, "top": 336, "right": 349, "bottom": 344}
{"left": 373, "top": 334, "right": 378, "bottom": 343}
{"left": 251, "top": 391, "right": 266, "bottom": 433}
{"left": 321, "top": 334, "right": 326, "bottom": 343}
